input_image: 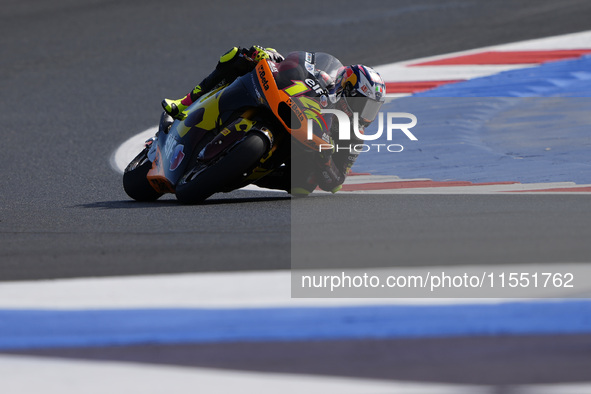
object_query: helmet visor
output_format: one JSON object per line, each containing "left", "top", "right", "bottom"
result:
{"left": 346, "top": 96, "right": 384, "bottom": 124}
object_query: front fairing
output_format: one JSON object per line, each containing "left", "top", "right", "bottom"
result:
{"left": 263, "top": 52, "right": 343, "bottom": 150}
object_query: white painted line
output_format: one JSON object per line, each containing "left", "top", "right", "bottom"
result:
{"left": 375, "top": 64, "right": 529, "bottom": 82}
{"left": 110, "top": 127, "right": 157, "bottom": 174}
{"left": 344, "top": 175, "right": 408, "bottom": 184}
{"left": 343, "top": 189, "right": 591, "bottom": 195}
{"left": 0, "top": 264, "right": 589, "bottom": 310}
{"left": 341, "top": 181, "right": 591, "bottom": 194}
{"left": 2, "top": 354, "right": 590, "bottom": 394}
{"left": 374, "top": 29, "right": 591, "bottom": 92}
{"left": 0, "top": 354, "right": 493, "bottom": 394}
{"left": 341, "top": 176, "right": 591, "bottom": 194}
{"left": 376, "top": 30, "right": 591, "bottom": 70}
{"left": 495, "top": 30, "right": 591, "bottom": 51}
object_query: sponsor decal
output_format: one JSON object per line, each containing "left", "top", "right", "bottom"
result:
{"left": 289, "top": 97, "right": 306, "bottom": 124}
{"left": 163, "top": 135, "right": 177, "bottom": 159}
{"left": 305, "top": 78, "right": 325, "bottom": 95}
{"left": 169, "top": 144, "right": 185, "bottom": 171}
{"left": 257, "top": 64, "right": 269, "bottom": 90}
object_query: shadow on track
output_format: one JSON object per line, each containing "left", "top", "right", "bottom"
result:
{"left": 76, "top": 195, "right": 291, "bottom": 210}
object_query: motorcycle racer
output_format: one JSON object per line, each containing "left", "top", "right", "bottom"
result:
{"left": 161, "top": 46, "right": 386, "bottom": 196}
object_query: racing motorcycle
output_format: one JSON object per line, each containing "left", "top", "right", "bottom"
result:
{"left": 123, "top": 51, "right": 343, "bottom": 204}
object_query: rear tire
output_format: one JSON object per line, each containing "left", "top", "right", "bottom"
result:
{"left": 123, "top": 148, "right": 163, "bottom": 201}
{"left": 175, "top": 132, "right": 269, "bottom": 204}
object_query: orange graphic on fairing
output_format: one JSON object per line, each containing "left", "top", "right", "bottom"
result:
{"left": 256, "top": 60, "right": 326, "bottom": 151}
{"left": 147, "top": 146, "right": 175, "bottom": 193}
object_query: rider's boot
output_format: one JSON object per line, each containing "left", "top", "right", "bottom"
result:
{"left": 161, "top": 85, "right": 204, "bottom": 120}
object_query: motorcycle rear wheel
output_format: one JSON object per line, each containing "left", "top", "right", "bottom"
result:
{"left": 175, "top": 132, "right": 269, "bottom": 205}
{"left": 123, "top": 148, "right": 163, "bottom": 201}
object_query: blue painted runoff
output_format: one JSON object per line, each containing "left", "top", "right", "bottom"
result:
{"left": 0, "top": 300, "right": 590, "bottom": 350}
{"left": 354, "top": 55, "right": 591, "bottom": 183}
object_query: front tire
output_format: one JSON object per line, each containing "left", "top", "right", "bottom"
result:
{"left": 123, "top": 148, "right": 163, "bottom": 201}
{"left": 175, "top": 132, "right": 269, "bottom": 204}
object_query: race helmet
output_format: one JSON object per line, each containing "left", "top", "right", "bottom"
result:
{"left": 335, "top": 65, "right": 386, "bottom": 126}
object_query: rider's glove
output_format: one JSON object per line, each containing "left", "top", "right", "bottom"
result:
{"left": 246, "top": 46, "right": 284, "bottom": 63}
{"left": 330, "top": 185, "right": 342, "bottom": 194}
{"left": 315, "top": 155, "right": 346, "bottom": 193}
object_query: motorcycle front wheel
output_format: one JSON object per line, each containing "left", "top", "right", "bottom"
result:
{"left": 123, "top": 147, "right": 163, "bottom": 202}
{"left": 175, "top": 132, "right": 269, "bottom": 205}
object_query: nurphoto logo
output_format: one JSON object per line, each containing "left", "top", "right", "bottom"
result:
{"left": 307, "top": 109, "right": 418, "bottom": 153}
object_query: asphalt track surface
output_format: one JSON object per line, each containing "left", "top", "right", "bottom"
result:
{"left": 8, "top": 334, "right": 591, "bottom": 385}
{"left": 3, "top": 0, "right": 591, "bottom": 280}
{"left": 2, "top": 0, "right": 591, "bottom": 387}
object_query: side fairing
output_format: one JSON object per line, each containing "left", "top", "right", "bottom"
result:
{"left": 147, "top": 76, "right": 261, "bottom": 191}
